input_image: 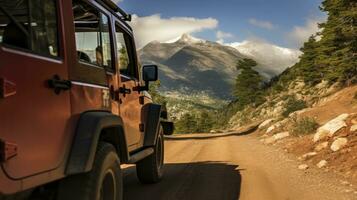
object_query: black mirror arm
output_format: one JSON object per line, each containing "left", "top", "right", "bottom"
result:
{"left": 135, "top": 81, "right": 150, "bottom": 92}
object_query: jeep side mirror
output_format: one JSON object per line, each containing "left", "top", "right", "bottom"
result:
{"left": 143, "top": 65, "right": 158, "bottom": 82}
{"left": 139, "top": 65, "right": 158, "bottom": 91}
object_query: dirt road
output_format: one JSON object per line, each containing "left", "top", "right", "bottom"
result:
{"left": 123, "top": 134, "right": 356, "bottom": 200}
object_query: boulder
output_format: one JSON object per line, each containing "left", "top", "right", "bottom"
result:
{"left": 259, "top": 119, "right": 274, "bottom": 129}
{"left": 350, "top": 124, "right": 357, "bottom": 132}
{"left": 330, "top": 138, "right": 348, "bottom": 152}
{"left": 314, "top": 142, "right": 329, "bottom": 152}
{"left": 298, "top": 164, "right": 309, "bottom": 170}
{"left": 316, "top": 160, "right": 328, "bottom": 168}
{"left": 313, "top": 113, "right": 349, "bottom": 142}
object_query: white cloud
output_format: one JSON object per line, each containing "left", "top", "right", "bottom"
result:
{"left": 216, "top": 31, "right": 234, "bottom": 44}
{"left": 129, "top": 14, "right": 218, "bottom": 48}
{"left": 248, "top": 18, "right": 275, "bottom": 30}
{"left": 287, "top": 17, "right": 325, "bottom": 48}
{"left": 227, "top": 39, "right": 302, "bottom": 78}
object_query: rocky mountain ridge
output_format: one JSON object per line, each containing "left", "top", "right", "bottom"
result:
{"left": 139, "top": 34, "right": 300, "bottom": 99}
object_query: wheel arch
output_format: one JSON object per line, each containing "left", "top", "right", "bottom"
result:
{"left": 65, "top": 111, "right": 129, "bottom": 175}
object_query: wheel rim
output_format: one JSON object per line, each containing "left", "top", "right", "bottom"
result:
{"left": 99, "top": 170, "right": 117, "bottom": 200}
{"left": 156, "top": 134, "right": 164, "bottom": 171}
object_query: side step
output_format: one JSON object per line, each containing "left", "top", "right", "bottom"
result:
{"left": 128, "top": 147, "right": 154, "bottom": 164}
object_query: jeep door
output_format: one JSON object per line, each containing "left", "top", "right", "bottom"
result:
{"left": 0, "top": 0, "right": 71, "bottom": 179}
{"left": 114, "top": 22, "right": 143, "bottom": 150}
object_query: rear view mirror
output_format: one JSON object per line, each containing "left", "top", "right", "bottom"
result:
{"left": 142, "top": 65, "right": 158, "bottom": 82}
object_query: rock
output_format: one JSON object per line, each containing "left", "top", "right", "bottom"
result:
{"left": 315, "top": 142, "right": 329, "bottom": 152}
{"left": 264, "top": 132, "right": 290, "bottom": 144}
{"left": 316, "top": 160, "right": 328, "bottom": 168}
{"left": 266, "top": 125, "right": 276, "bottom": 133}
{"left": 298, "top": 164, "right": 309, "bottom": 170}
{"left": 259, "top": 119, "right": 274, "bottom": 129}
{"left": 273, "top": 132, "right": 290, "bottom": 140}
{"left": 210, "top": 130, "right": 217, "bottom": 133}
{"left": 302, "top": 152, "right": 317, "bottom": 160}
{"left": 351, "top": 119, "right": 357, "bottom": 125}
{"left": 330, "top": 138, "right": 348, "bottom": 152}
{"left": 313, "top": 113, "right": 349, "bottom": 142}
{"left": 350, "top": 125, "right": 357, "bottom": 132}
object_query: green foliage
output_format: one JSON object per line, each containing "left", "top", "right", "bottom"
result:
{"left": 291, "top": 117, "right": 319, "bottom": 136}
{"left": 282, "top": 97, "right": 307, "bottom": 117}
{"left": 269, "top": 0, "right": 357, "bottom": 89}
{"left": 233, "top": 58, "right": 265, "bottom": 108}
{"left": 316, "top": 0, "right": 357, "bottom": 84}
{"left": 175, "top": 110, "right": 215, "bottom": 134}
{"left": 149, "top": 81, "right": 167, "bottom": 107}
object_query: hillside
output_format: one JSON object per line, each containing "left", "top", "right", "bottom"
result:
{"left": 223, "top": 0, "right": 357, "bottom": 188}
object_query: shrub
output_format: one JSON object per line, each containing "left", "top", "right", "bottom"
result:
{"left": 291, "top": 117, "right": 319, "bottom": 136}
{"left": 282, "top": 97, "right": 307, "bottom": 117}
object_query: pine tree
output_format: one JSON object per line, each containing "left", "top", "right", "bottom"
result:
{"left": 297, "top": 36, "right": 323, "bottom": 84}
{"left": 233, "top": 59, "right": 264, "bottom": 107}
{"left": 317, "top": 0, "right": 357, "bottom": 84}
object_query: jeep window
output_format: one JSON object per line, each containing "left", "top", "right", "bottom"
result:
{"left": 0, "top": 0, "right": 59, "bottom": 57}
{"left": 115, "top": 23, "right": 137, "bottom": 78}
{"left": 73, "top": 0, "right": 112, "bottom": 69}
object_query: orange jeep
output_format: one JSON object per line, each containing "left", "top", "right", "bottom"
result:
{"left": 0, "top": 0, "right": 173, "bottom": 199}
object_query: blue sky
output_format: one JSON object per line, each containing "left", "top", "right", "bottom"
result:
{"left": 117, "top": 0, "right": 326, "bottom": 49}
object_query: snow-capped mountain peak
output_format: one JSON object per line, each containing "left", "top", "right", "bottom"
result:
{"left": 165, "top": 33, "right": 205, "bottom": 44}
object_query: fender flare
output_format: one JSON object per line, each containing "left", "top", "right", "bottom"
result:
{"left": 65, "top": 111, "right": 128, "bottom": 175}
{"left": 143, "top": 104, "right": 162, "bottom": 147}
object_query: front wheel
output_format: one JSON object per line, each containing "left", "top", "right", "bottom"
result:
{"left": 57, "top": 142, "right": 122, "bottom": 200}
{"left": 136, "top": 126, "right": 164, "bottom": 184}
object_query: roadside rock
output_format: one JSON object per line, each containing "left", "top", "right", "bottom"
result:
{"left": 302, "top": 152, "right": 317, "bottom": 160}
{"left": 259, "top": 119, "right": 274, "bottom": 129}
{"left": 273, "top": 132, "right": 290, "bottom": 140}
{"left": 350, "top": 124, "right": 357, "bottom": 132}
{"left": 264, "top": 132, "right": 290, "bottom": 144}
{"left": 315, "top": 142, "right": 329, "bottom": 152}
{"left": 210, "top": 130, "right": 217, "bottom": 133}
{"left": 330, "top": 138, "right": 348, "bottom": 152}
{"left": 298, "top": 164, "right": 309, "bottom": 170}
{"left": 313, "top": 113, "right": 349, "bottom": 142}
{"left": 266, "top": 125, "right": 275, "bottom": 133}
{"left": 351, "top": 117, "right": 357, "bottom": 125}
{"left": 316, "top": 160, "right": 328, "bottom": 168}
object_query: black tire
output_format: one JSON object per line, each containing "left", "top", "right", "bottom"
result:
{"left": 57, "top": 142, "right": 122, "bottom": 200}
{"left": 136, "top": 126, "right": 164, "bottom": 184}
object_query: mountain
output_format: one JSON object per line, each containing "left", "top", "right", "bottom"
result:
{"left": 139, "top": 34, "right": 244, "bottom": 99}
{"left": 139, "top": 34, "right": 300, "bottom": 100}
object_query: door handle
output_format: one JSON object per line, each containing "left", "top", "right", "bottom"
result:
{"left": 118, "top": 85, "right": 131, "bottom": 97}
{"left": 48, "top": 75, "right": 71, "bottom": 95}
